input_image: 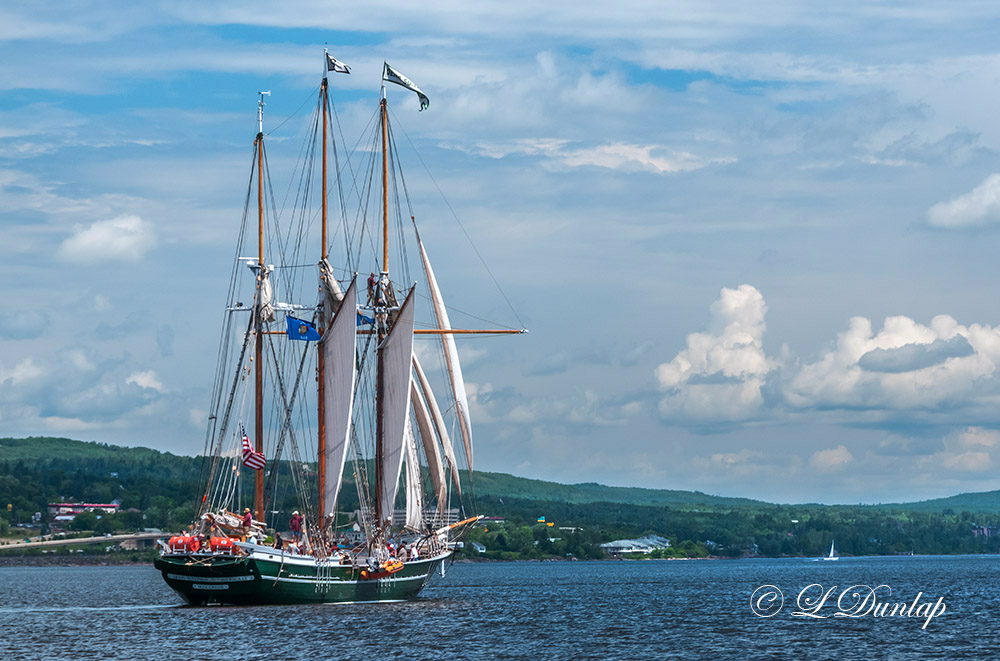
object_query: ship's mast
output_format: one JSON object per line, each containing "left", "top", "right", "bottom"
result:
{"left": 381, "top": 95, "right": 389, "bottom": 274}
{"left": 254, "top": 91, "right": 269, "bottom": 522}
{"left": 317, "top": 72, "right": 329, "bottom": 531}
{"left": 375, "top": 89, "right": 390, "bottom": 530}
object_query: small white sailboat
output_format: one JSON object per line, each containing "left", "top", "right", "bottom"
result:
{"left": 817, "top": 540, "right": 839, "bottom": 561}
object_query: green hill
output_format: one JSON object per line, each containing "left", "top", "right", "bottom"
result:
{"left": 471, "top": 472, "right": 765, "bottom": 509}
{"left": 0, "top": 437, "right": 764, "bottom": 510}
{"left": 878, "top": 490, "right": 1000, "bottom": 512}
{"left": 0, "top": 437, "right": 172, "bottom": 462}
{"left": 4, "top": 437, "right": 1000, "bottom": 558}
{"left": 3, "top": 436, "right": 1000, "bottom": 513}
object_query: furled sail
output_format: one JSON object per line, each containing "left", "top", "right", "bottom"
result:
{"left": 411, "top": 376, "right": 447, "bottom": 513}
{"left": 403, "top": 417, "right": 423, "bottom": 531}
{"left": 259, "top": 265, "right": 275, "bottom": 323}
{"left": 377, "top": 289, "right": 415, "bottom": 526}
{"left": 321, "top": 278, "right": 357, "bottom": 522}
{"left": 318, "top": 258, "right": 345, "bottom": 325}
{"left": 416, "top": 234, "right": 474, "bottom": 471}
{"left": 412, "top": 354, "right": 462, "bottom": 498}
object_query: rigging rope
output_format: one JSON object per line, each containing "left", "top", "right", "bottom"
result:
{"left": 389, "top": 105, "right": 526, "bottom": 329}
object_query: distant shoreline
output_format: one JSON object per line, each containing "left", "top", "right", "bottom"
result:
{"left": 3, "top": 553, "right": 996, "bottom": 568}
{"left": 0, "top": 555, "right": 720, "bottom": 567}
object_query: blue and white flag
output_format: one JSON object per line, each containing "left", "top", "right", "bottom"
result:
{"left": 382, "top": 62, "right": 429, "bottom": 111}
{"left": 286, "top": 315, "right": 321, "bottom": 341}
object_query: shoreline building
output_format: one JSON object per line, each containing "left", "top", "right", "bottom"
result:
{"left": 47, "top": 502, "right": 120, "bottom": 530}
{"left": 600, "top": 534, "right": 671, "bottom": 558}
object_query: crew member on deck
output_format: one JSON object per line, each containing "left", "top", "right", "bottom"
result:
{"left": 289, "top": 510, "right": 303, "bottom": 542}
{"left": 241, "top": 507, "right": 253, "bottom": 538}
{"left": 273, "top": 532, "right": 283, "bottom": 550}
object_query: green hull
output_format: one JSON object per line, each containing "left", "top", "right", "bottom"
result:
{"left": 154, "top": 549, "right": 450, "bottom": 605}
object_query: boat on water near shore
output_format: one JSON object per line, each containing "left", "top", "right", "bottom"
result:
{"left": 813, "top": 540, "right": 839, "bottom": 561}
{"left": 154, "top": 52, "right": 524, "bottom": 606}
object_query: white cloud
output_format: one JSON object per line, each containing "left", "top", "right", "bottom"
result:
{"left": 809, "top": 445, "right": 853, "bottom": 471}
{"left": 57, "top": 215, "right": 155, "bottom": 263}
{"left": 926, "top": 173, "right": 1000, "bottom": 228}
{"left": 0, "top": 358, "right": 43, "bottom": 385}
{"left": 927, "top": 427, "right": 999, "bottom": 473}
{"left": 464, "top": 139, "right": 732, "bottom": 174}
{"left": 957, "top": 427, "right": 1000, "bottom": 448}
{"left": 656, "top": 284, "right": 774, "bottom": 421}
{"left": 940, "top": 451, "right": 990, "bottom": 472}
{"left": 560, "top": 143, "right": 734, "bottom": 174}
{"left": 126, "top": 370, "right": 165, "bottom": 393}
{"left": 785, "top": 314, "right": 1000, "bottom": 411}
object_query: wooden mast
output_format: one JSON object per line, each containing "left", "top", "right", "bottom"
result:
{"left": 380, "top": 97, "right": 389, "bottom": 273}
{"left": 254, "top": 93, "right": 267, "bottom": 523}
{"left": 375, "top": 95, "right": 388, "bottom": 530}
{"left": 317, "top": 75, "right": 328, "bottom": 531}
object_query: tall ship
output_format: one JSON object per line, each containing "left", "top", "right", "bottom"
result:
{"left": 154, "top": 52, "right": 524, "bottom": 605}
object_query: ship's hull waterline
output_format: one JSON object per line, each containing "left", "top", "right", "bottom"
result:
{"left": 154, "top": 549, "right": 451, "bottom": 605}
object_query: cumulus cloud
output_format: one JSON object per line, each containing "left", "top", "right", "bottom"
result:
{"left": 0, "top": 357, "right": 44, "bottom": 385}
{"left": 655, "top": 284, "right": 775, "bottom": 421}
{"left": 654, "top": 286, "right": 1000, "bottom": 442}
{"left": 926, "top": 173, "right": 1000, "bottom": 228}
{"left": 929, "top": 427, "right": 1000, "bottom": 473}
{"left": 125, "top": 370, "right": 165, "bottom": 392}
{"left": 57, "top": 214, "right": 155, "bottom": 263}
{"left": 809, "top": 445, "right": 853, "bottom": 471}
{"left": 0, "top": 349, "right": 173, "bottom": 429}
{"left": 785, "top": 314, "right": 1000, "bottom": 411}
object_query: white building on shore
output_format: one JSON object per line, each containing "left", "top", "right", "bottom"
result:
{"left": 600, "top": 534, "right": 671, "bottom": 557}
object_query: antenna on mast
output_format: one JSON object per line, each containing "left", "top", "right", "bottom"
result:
{"left": 257, "top": 90, "right": 271, "bottom": 134}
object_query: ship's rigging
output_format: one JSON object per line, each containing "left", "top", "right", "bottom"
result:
{"left": 192, "top": 55, "right": 525, "bottom": 557}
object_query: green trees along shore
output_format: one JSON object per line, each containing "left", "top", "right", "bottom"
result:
{"left": 3, "top": 437, "right": 1000, "bottom": 559}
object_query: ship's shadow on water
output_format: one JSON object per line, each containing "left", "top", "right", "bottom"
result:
{"left": 1, "top": 558, "right": 999, "bottom": 659}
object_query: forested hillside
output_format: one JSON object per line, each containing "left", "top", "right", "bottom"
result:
{"left": 3, "top": 437, "right": 1000, "bottom": 558}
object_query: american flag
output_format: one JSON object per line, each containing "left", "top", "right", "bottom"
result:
{"left": 241, "top": 424, "right": 266, "bottom": 471}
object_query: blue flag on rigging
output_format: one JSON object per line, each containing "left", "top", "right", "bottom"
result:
{"left": 285, "top": 315, "right": 321, "bottom": 341}
{"left": 356, "top": 312, "right": 375, "bottom": 326}
{"left": 240, "top": 423, "right": 266, "bottom": 471}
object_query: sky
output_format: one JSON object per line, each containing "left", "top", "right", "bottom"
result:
{"left": 5, "top": 2, "right": 1000, "bottom": 504}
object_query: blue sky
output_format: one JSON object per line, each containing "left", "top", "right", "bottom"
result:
{"left": 6, "top": 2, "right": 1000, "bottom": 503}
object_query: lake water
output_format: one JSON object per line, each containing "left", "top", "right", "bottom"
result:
{"left": 1, "top": 556, "right": 998, "bottom": 659}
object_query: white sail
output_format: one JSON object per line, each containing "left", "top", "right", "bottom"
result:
{"left": 416, "top": 234, "right": 474, "bottom": 471}
{"left": 403, "top": 416, "right": 423, "bottom": 531}
{"left": 321, "top": 278, "right": 357, "bottom": 522}
{"left": 412, "top": 354, "right": 462, "bottom": 498}
{"left": 411, "top": 376, "right": 447, "bottom": 513}
{"left": 377, "top": 289, "right": 415, "bottom": 526}
{"left": 318, "top": 258, "right": 345, "bottom": 325}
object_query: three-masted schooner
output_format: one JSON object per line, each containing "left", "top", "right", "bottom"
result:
{"left": 154, "top": 52, "right": 523, "bottom": 605}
